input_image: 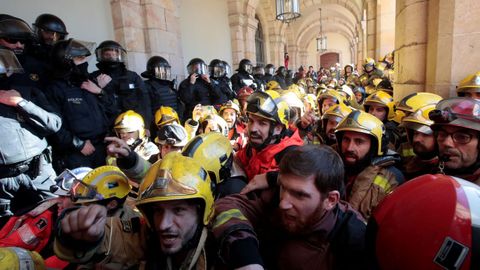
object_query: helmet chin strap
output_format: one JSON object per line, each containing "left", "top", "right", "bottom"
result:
{"left": 251, "top": 122, "right": 284, "bottom": 151}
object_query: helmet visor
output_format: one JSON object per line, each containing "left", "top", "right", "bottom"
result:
{"left": 246, "top": 92, "right": 277, "bottom": 120}
{"left": 139, "top": 169, "right": 197, "bottom": 200}
{"left": 154, "top": 65, "right": 171, "bottom": 80}
{"left": 187, "top": 62, "right": 207, "bottom": 75}
{"left": 265, "top": 67, "right": 275, "bottom": 75}
{"left": 70, "top": 180, "right": 104, "bottom": 202}
{"left": 212, "top": 66, "right": 226, "bottom": 78}
{"left": 0, "top": 49, "right": 23, "bottom": 74}
{"left": 435, "top": 98, "right": 480, "bottom": 122}
{"left": 243, "top": 64, "right": 253, "bottom": 74}
{"left": 65, "top": 39, "right": 95, "bottom": 59}
{"left": 51, "top": 169, "right": 79, "bottom": 196}
{"left": 95, "top": 46, "right": 126, "bottom": 62}
{"left": 0, "top": 19, "right": 34, "bottom": 41}
{"left": 157, "top": 125, "right": 187, "bottom": 146}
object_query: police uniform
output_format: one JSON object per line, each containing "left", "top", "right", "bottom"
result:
{"left": 91, "top": 67, "right": 152, "bottom": 126}
{"left": 46, "top": 80, "right": 110, "bottom": 171}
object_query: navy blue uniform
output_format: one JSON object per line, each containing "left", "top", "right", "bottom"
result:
{"left": 91, "top": 67, "right": 152, "bottom": 126}
{"left": 178, "top": 77, "right": 222, "bottom": 120}
{"left": 46, "top": 80, "right": 110, "bottom": 170}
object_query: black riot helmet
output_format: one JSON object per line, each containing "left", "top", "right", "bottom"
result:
{"left": 0, "top": 14, "right": 35, "bottom": 42}
{"left": 265, "top": 64, "right": 275, "bottom": 75}
{"left": 95, "top": 40, "right": 127, "bottom": 63}
{"left": 209, "top": 59, "right": 226, "bottom": 78}
{"left": 238, "top": 58, "right": 253, "bottom": 74}
{"left": 277, "top": 66, "right": 287, "bottom": 77}
{"left": 33, "top": 14, "right": 68, "bottom": 45}
{"left": 50, "top": 38, "right": 93, "bottom": 71}
{"left": 222, "top": 60, "right": 231, "bottom": 76}
{"left": 187, "top": 58, "right": 207, "bottom": 75}
{"left": 141, "top": 56, "right": 171, "bottom": 80}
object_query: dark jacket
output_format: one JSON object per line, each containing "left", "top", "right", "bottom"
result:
{"left": 212, "top": 186, "right": 368, "bottom": 270}
{"left": 45, "top": 80, "right": 110, "bottom": 152}
{"left": 231, "top": 71, "right": 256, "bottom": 93}
{"left": 0, "top": 83, "right": 61, "bottom": 165}
{"left": 144, "top": 79, "right": 180, "bottom": 117}
{"left": 91, "top": 66, "right": 151, "bottom": 125}
{"left": 178, "top": 77, "right": 222, "bottom": 120}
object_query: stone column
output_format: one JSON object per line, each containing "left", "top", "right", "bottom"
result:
{"left": 366, "top": 0, "right": 377, "bottom": 59}
{"left": 109, "top": 0, "right": 184, "bottom": 77}
{"left": 375, "top": 0, "right": 395, "bottom": 59}
{"left": 425, "top": 0, "right": 480, "bottom": 97}
{"left": 110, "top": 0, "right": 147, "bottom": 73}
{"left": 268, "top": 33, "right": 283, "bottom": 67}
{"left": 356, "top": 25, "right": 364, "bottom": 71}
{"left": 227, "top": 0, "right": 258, "bottom": 68}
{"left": 394, "top": 0, "right": 428, "bottom": 100}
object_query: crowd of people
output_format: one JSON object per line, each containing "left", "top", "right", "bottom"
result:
{"left": 0, "top": 12, "right": 479, "bottom": 270}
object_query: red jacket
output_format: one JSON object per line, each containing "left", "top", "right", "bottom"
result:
{"left": 236, "top": 129, "right": 303, "bottom": 180}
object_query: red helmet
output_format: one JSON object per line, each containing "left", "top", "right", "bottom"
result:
{"left": 368, "top": 174, "right": 480, "bottom": 270}
{"left": 237, "top": 86, "right": 254, "bottom": 100}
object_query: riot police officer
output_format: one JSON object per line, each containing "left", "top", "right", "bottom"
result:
{"left": 209, "top": 59, "right": 235, "bottom": 104}
{"left": 0, "top": 48, "right": 61, "bottom": 224}
{"left": 30, "top": 13, "right": 68, "bottom": 63}
{"left": 230, "top": 58, "right": 257, "bottom": 93}
{"left": 273, "top": 66, "right": 288, "bottom": 89}
{"left": 141, "top": 56, "right": 181, "bottom": 126}
{"left": 46, "top": 39, "right": 111, "bottom": 171}
{"left": 178, "top": 57, "right": 222, "bottom": 120}
{"left": 263, "top": 63, "right": 275, "bottom": 83}
{"left": 90, "top": 40, "right": 151, "bottom": 125}
{"left": 0, "top": 14, "right": 48, "bottom": 90}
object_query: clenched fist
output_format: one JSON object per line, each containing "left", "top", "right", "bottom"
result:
{"left": 60, "top": 204, "right": 107, "bottom": 242}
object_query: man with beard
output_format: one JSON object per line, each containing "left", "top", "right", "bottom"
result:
{"left": 335, "top": 110, "right": 404, "bottom": 220}
{"left": 212, "top": 145, "right": 368, "bottom": 270}
{"left": 54, "top": 152, "right": 218, "bottom": 269}
{"left": 235, "top": 91, "right": 303, "bottom": 181}
{"left": 429, "top": 97, "right": 480, "bottom": 184}
{"left": 398, "top": 104, "right": 439, "bottom": 179}
{"left": 315, "top": 103, "right": 353, "bottom": 146}
{"left": 219, "top": 100, "right": 246, "bottom": 151}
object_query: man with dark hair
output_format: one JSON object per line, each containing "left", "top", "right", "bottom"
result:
{"left": 429, "top": 97, "right": 480, "bottom": 183}
{"left": 335, "top": 110, "right": 404, "bottom": 220}
{"left": 212, "top": 145, "right": 367, "bottom": 270}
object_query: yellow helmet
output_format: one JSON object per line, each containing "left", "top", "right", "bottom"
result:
{"left": 154, "top": 106, "right": 180, "bottom": 127}
{"left": 399, "top": 104, "right": 436, "bottom": 136}
{"left": 457, "top": 71, "right": 480, "bottom": 95}
{"left": 303, "top": 94, "right": 318, "bottom": 113}
{"left": 396, "top": 92, "right": 443, "bottom": 114}
{"left": 201, "top": 114, "right": 229, "bottom": 137}
{"left": 364, "top": 57, "right": 376, "bottom": 67}
{"left": 266, "top": 81, "right": 282, "bottom": 91}
{"left": 246, "top": 91, "right": 290, "bottom": 128}
{"left": 392, "top": 109, "right": 406, "bottom": 124}
{"left": 278, "top": 91, "right": 305, "bottom": 116}
{"left": 0, "top": 247, "right": 45, "bottom": 270}
{"left": 363, "top": 90, "right": 396, "bottom": 121}
{"left": 71, "top": 165, "right": 131, "bottom": 203}
{"left": 137, "top": 152, "right": 214, "bottom": 225}
{"left": 182, "top": 133, "right": 233, "bottom": 184}
{"left": 321, "top": 102, "right": 353, "bottom": 122}
{"left": 265, "top": 89, "right": 281, "bottom": 99}
{"left": 335, "top": 110, "right": 387, "bottom": 156}
{"left": 365, "top": 85, "right": 376, "bottom": 95}
{"left": 114, "top": 110, "right": 145, "bottom": 138}
{"left": 219, "top": 100, "right": 240, "bottom": 115}
{"left": 317, "top": 89, "right": 346, "bottom": 113}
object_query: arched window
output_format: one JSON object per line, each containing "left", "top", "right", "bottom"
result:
{"left": 255, "top": 17, "right": 265, "bottom": 66}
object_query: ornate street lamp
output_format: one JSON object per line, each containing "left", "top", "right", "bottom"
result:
{"left": 316, "top": 8, "right": 327, "bottom": 52}
{"left": 276, "top": 0, "right": 301, "bottom": 24}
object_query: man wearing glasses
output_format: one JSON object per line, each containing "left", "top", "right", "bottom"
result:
{"left": 430, "top": 97, "right": 480, "bottom": 184}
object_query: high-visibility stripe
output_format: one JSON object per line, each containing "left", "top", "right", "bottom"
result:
{"left": 402, "top": 147, "right": 415, "bottom": 158}
{"left": 373, "top": 175, "right": 391, "bottom": 191}
{"left": 212, "top": 209, "right": 247, "bottom": 229}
